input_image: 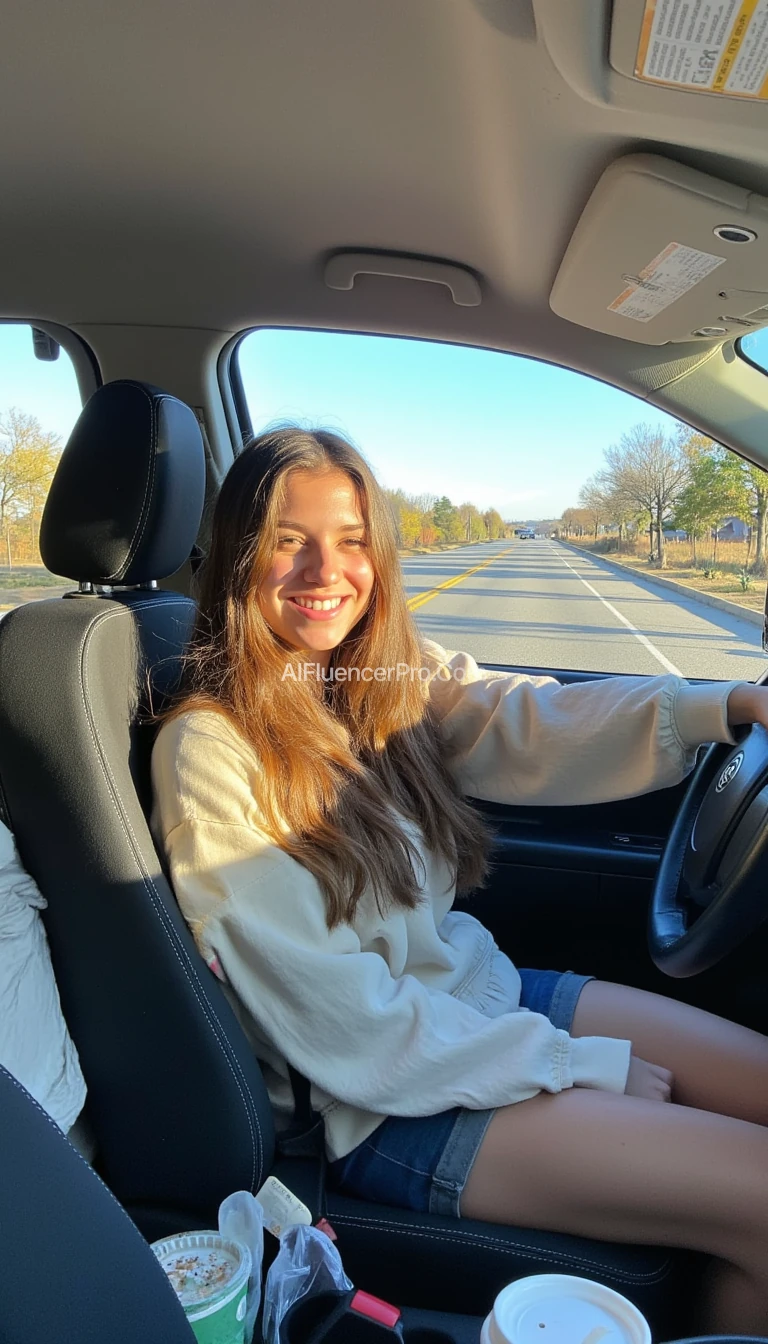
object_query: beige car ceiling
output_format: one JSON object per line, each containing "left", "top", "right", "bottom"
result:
{"left": 3, "top": 0, "right": 768, "bottom": 465}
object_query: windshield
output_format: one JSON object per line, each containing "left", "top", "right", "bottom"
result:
{"left": 239, "top": 328, "right": 768, "bottom": 682}
{"left": 739, "top": 329, "right": 768, "bottom": 375}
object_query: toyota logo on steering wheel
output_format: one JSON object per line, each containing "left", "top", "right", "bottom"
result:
{"left": 715, "top": 752, "right": 744, "bottom": 793}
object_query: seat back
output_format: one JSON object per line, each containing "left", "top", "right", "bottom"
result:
{"left": 0, "top": 1065, "right": 195, "bottom": 1344}
{"left": 0, "top": 382, "right": 274, "bottom": 1229}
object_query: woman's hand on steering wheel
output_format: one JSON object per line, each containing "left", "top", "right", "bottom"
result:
{"left": 649, "top": 681, "right": 768, "bottom": 977}
{"left": 727, "top": 684, "right": 768, "bottom": 730}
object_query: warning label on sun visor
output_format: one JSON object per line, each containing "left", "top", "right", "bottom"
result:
{"left": 636, "top": 0, "right": 768, "bottom": 98}
{"left": 608, "top": 242, "right": 726, "bottom": 323}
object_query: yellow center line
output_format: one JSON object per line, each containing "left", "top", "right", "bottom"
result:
{"left": 406, "top": 547, "right": 514, "bottom": 612}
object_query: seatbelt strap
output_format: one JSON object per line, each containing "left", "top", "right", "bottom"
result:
{"left": 287, "top": 1065, "right": 315, "bottom": 1132}
{"left": 277, "top": 1067, "right": 325, "bottom": 1157}
{"left": 278, "top": 1066, "right": 328, "bottom": 1222}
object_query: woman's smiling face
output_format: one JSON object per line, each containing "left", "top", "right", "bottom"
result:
{"left": 258, "top": 467, "right": 376, "bottom": 661}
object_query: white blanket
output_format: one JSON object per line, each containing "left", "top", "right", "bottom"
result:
{"left": 0, "top": 818, "right": 86, "bottom": 1132}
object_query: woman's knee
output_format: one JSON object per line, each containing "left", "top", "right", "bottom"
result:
{"left": 570, "top": 979, "right": 768, "bottom": 1125}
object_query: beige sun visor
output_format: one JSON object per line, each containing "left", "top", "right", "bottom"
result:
{"left": 550, "top": 154, "right": 768, "bottom": 345}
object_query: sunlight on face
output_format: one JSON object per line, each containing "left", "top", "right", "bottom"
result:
{"left": 258, "top": 468, "right": 375, "bottom": 664}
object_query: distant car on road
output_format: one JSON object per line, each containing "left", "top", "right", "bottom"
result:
{"left": 518, "top": 528, "right": 536, "bottom": 539}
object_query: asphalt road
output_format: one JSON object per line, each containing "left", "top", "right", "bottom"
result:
{"left": 402, "top": 539, "right": 768, "bottom": 681}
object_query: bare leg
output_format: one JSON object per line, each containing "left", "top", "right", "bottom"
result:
{"left": 461, "top": 1088, "right": 768, "bottom": 1334}
{"left": 570, "top": 979, "right": 768, "bottom": 1125}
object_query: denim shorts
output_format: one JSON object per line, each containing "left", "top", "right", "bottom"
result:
{"left": 328, "top": 967, "right": 594, "bottom": 1219}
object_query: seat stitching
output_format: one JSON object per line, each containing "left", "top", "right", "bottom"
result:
{"left": 79, "top": 599, "right": 262, "bottom": 1181}
{"left": 119, "top": 389, "right": 158, "bottom": 576}
{"left": 329, "top": 1216, "right": 675, "bottom": 1284}
{"left": 102, "top": 384, "right": 157, "bottom": 582}
{"left": 1, "top": 1068, "right": 179, "bottom": 1268}
{"left": 79, "top": 600, "right": 261, "bottom": 1187}
{"left": 78, "top": 599, "right": 261, "bottom": 1189}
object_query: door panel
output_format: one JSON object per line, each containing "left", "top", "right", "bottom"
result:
{"left": 467, "top": 668, "right": 768, "bottom": 1034}
{"left": 464, "top": 866, "right": 654, "bottom": 994}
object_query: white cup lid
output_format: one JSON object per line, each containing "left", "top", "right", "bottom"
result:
{"left": 487, "top": 1275, "right": 652, "bottom": 1344}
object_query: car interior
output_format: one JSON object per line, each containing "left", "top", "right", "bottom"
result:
{"left": 1, "top": 1, "right": 768, "bottom": 1340}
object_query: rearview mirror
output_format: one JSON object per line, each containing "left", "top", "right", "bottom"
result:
{"left": 31, "top": 328, "right": 60, "bottom": 362}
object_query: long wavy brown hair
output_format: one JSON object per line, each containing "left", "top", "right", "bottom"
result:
{"left": 168, "top": 427, "right": 490, "bottom": 927}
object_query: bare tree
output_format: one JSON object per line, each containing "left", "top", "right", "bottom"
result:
{"left": 578, "top": 476, "right": 608, "bottom": 540}
{"left": 599, "top": 480, "right": 643, "bottom": 551}
{"left": 559, "top": 506, "right": 591, "bottom": 538}
{"left": 411, "top": 492, "right": 437, "bottom": 517}
{"left": 602, "top": 424, "right": 689, "bottom": 568}
{"left": 741, "top": 463, "right": 768, "bottom": 576}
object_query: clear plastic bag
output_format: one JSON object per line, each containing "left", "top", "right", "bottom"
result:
{"left": 218, "top": 1190, "right": 265, "bottom": 1342}
{"left": 262, "top": 1223, "right": 352, "bottom": 1344}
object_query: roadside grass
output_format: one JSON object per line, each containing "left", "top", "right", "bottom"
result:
{"left": 399, "top": 540, "right": 492, "bottom": 557}
{"left": 568, "top": 538, "right": 765, "bottom": 612}
{"left": 0, "top": 564, "right": 71, "bottom": 611}
{"left": 0, "top": 567, "right": 66, "bottom": 589}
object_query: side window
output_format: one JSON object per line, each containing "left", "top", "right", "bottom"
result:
{"left": 0, "top": 324, "right": 82, "bottom": 613}
{"left": 238, "top": 330, "right": 766, "bottom": 681}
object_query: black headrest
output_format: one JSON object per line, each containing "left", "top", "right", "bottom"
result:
{"left": 41, "top": 381, "right": 206, "bottom": 585}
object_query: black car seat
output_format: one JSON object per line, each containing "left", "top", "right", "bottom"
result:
{"left": 0, "top": 382, "right": 274, "bottom": 1228}
{"left": 0, "top": 1064, "right": 195, "bottom": 1344}
{"left": 0, "top": 381, "right": 692, "bottom": 1336}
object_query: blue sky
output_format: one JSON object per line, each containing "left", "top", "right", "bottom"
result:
{"left": 240, "top": 330, "right": 679, "bottom": 519}
{"left": 0, "top": 324, "right": 83, "bottom": 447}
{"left": 0, "top": 321, "right": 685, "bottom": 520}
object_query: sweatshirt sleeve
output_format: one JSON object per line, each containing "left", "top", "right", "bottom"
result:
{"left": 422, "top": 641, "right": 739, "bottom": 807}
{"left": 152, "top": 715, "right": 632, "bottom": 1111}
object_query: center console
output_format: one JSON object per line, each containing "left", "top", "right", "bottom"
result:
{"left": 276, "top": 1291, "right": 768, "bottom": 1344}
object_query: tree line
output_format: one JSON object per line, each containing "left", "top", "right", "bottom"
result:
{"left": 385, "top": 491, "right": 509, "bottom": 546}
{"left": 561, "top": 423, "right": 768, "bottom": 574}
{"left": 0, "top": 407, "right": 513, "bottom": 570}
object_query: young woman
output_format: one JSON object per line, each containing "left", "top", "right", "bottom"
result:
{"left": 152, "top": 428, "right": 768, "bottom": 1334}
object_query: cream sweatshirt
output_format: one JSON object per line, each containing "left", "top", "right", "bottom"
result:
{"left": 151, "top": 642, "right": 739, "bottom": 1160}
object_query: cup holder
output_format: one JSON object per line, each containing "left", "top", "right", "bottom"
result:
{"left": 400, "top": 1311, "right": 481, "bottom": 1344}
{"left": 279, "top": 1292, "right": 483, "bottom": 1343}
{"left": 279, "top": 1292, "right": 768, "bottom": 1344}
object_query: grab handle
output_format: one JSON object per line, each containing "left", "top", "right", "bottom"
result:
{"left": 324, "top": 252, "right": 482, "bottom": 307}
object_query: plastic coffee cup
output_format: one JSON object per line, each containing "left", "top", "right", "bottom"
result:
{"left": 151, "top": 1231, "right": 251, "bottom": 1344}
{"left": 480, "top": 1274, "right": 652, "bottom": 1344}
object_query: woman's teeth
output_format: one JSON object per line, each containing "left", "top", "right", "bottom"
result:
{"left": 293, "top": 597, "right": 343, "bottom": 611}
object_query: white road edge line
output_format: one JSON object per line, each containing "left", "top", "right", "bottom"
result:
{"left": 554, "top": 548, "right": 683, "bottom": 677}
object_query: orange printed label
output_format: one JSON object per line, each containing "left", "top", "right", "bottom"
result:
{"left": 634, "top": 0, "right": 768, "bottom": 99}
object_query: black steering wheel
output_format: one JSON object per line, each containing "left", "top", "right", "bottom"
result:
{"left": 649, "top": 723, "right": 768, "bottom": 977}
